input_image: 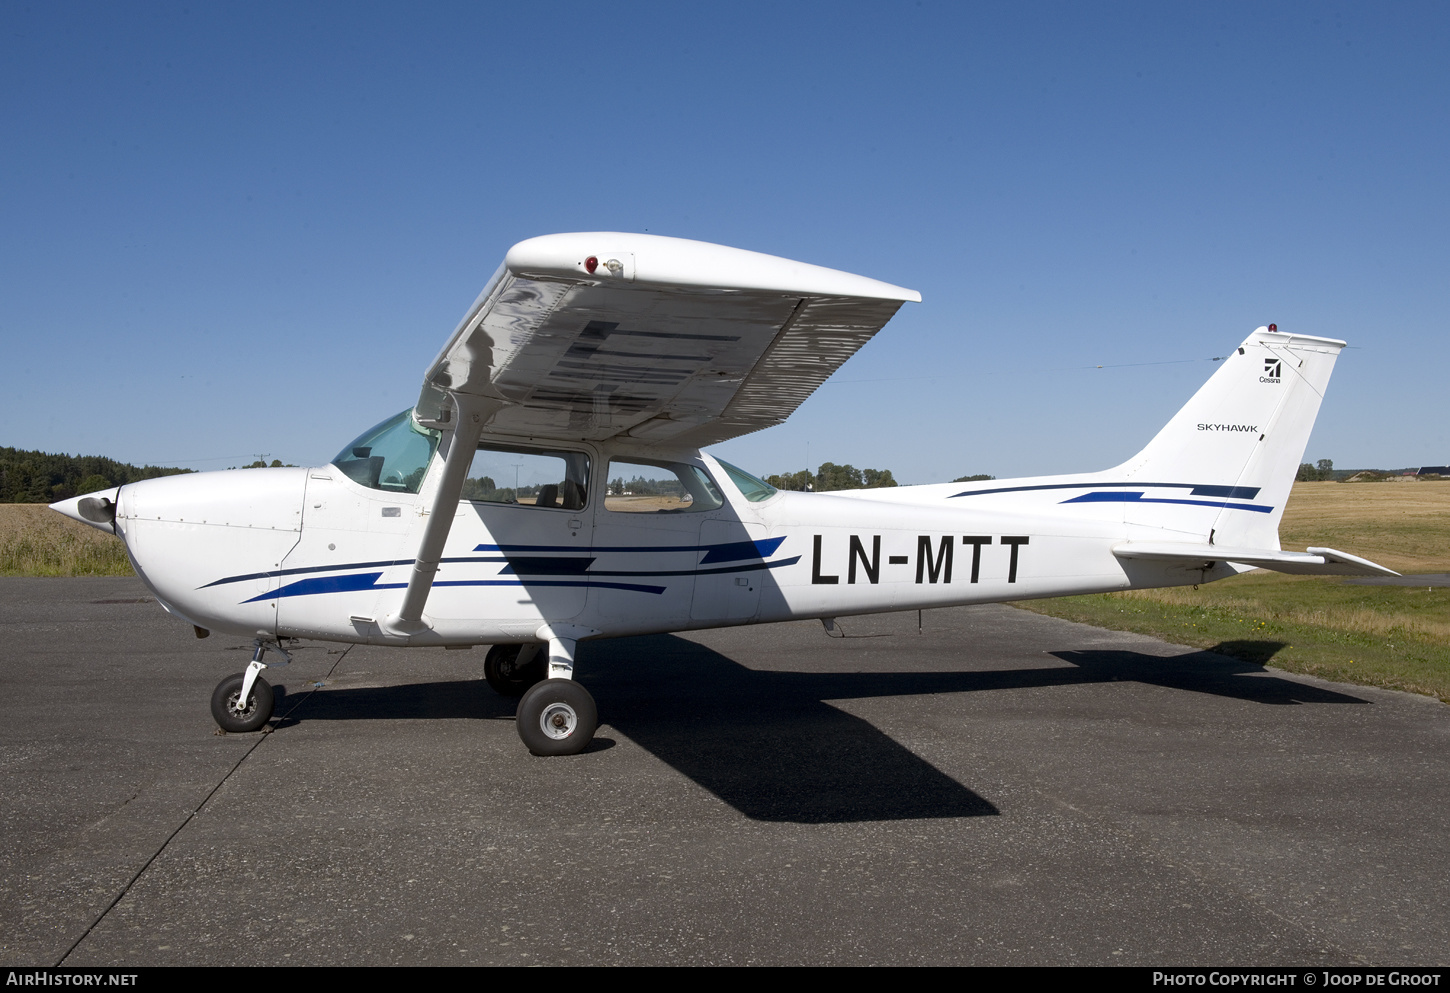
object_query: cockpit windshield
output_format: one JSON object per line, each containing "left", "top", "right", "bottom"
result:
{"left": 331, "top": 409, "right": 440, "bottom": 494}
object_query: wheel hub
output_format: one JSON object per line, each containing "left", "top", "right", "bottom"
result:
{"left": 539, "top": 702, "right": 577, "bottom": 740}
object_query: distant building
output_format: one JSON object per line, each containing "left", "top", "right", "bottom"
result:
{"left": 1419, "top": 466, "right": 1450, "bottom": 477}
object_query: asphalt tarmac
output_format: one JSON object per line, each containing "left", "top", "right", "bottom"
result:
{"left": 2, "top": 577, "right": 1447, "bottom": 967}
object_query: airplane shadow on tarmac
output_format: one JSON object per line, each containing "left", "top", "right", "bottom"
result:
{"left": 1048, "top": 640, "right": 1370, "bottom": 707}
{"left": 277, "top": 634, "right": 1366, "bottom": 824}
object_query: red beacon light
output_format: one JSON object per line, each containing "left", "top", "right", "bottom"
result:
{"left": 1268, "top": 323, "right": 1277, "bottom": 332}
{"left": 584, "top": 256, "right": 598, "bottom": 274}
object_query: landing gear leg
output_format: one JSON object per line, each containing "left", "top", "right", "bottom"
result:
{"left": 515, "top": 635, "right": 597, "bottom": 756}
{"left": 210, "top": 639, "right": 285, "bottom": 733}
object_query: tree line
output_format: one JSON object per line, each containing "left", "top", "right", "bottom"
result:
{"left": 765, "top": 463, "right": 897, "bottom": 492}
{"left": 4, "top": 443, "right": 1008, "bottom": 504}
{"left": 763, "top": 464, "right": 997, "bottom": 492}
{"left": 0, "top": 446, "right": 192, "bottom": 503}
{"left": 609, "top": 475, "right": 685, "bottom": 497}
{"left": 461, "top": 475, "right": 549, "bottom": 502}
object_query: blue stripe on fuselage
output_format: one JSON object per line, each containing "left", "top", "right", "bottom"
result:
{"left": 229, "top": 540, "right": 801, "bottom": 603}
{"left": 473, "top": 536, "right": 786, "bottom": 562}
{"left": 243, "top": 573, "right": 672, "bottom": 603}
{"left": 204, "top": 537, "right": 789, "bottom": 591}
{"left": 950, "top": 481, "right": 1263, "bottom": 500}
{"left": 1058, "top": 492, "right": 1274, "bottom": 513}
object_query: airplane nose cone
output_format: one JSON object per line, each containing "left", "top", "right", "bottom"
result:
{"left": 49, "top": 487, "right": 121, "bottom": 533}
{"left": 104, "top": 467, "right": 307, "bottom": 638}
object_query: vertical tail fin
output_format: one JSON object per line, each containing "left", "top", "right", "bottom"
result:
{"left": 1110, "top": 327, "right": 1345, "bottom": 549}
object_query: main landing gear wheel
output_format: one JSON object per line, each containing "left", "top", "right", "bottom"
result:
{"left": 484, "top": 644, "right": 545, "bottom": 697}
{"left": 210, "top": 673, "right": 275, "bottom": 733}
{"left": 516, "top": 679, "right": 597, "bottom": 756}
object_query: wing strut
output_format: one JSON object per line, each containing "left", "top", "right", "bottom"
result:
{"left": 382, "top": 395, "right": 491, "bottom": 636}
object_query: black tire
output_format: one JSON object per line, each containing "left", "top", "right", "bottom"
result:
{"left": 516, "top": 679, "right": 597, "bottom": 756}
{"left": 484, "top": 644, "right": 545, "bottom": 697}
{"left": 210, "top": 672, "right": 275, "bottom": 733}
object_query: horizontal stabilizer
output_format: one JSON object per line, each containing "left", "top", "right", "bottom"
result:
{"left": 1113, "top": 542, "right": 1399, "bottom": 577}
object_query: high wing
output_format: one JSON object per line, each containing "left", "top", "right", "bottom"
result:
{"left": 414, "top": 233, "right": 920, "bottom": 448}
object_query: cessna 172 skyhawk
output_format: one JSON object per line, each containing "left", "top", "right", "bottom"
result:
{"left": 52, "top": 232, "right": 1396, "bottom": 755}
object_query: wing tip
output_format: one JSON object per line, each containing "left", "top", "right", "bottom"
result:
{"left": 505, "top": 232, "right": 920, "bottom": 302}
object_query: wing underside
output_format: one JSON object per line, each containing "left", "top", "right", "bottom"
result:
{"left": 415, "top": 233, "right": 918, "bottom": 448}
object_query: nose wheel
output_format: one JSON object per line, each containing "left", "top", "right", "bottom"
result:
{"left": 210, "top": 640, "right": 282, "bottom": 733}
{"left": 516, "top": 679, "right": 597, "bottom": 756}
{"left": 210, "top": 672, "right": 274, "bottom": 733}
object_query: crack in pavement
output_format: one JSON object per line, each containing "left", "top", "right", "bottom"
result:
{"left": 55, "top": 646, "right": 353, "bottom": 965}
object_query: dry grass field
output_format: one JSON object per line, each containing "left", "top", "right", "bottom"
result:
{"left": 1277, "top": 478, "right": 1450, "bottom": 572}
{"left": 1017, "top": 480, "right": 1450, "bottom": 701}
{"left": 0, "top": 504, "right": 133, "bottom": 577}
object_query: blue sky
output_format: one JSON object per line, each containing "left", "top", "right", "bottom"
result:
{"left": 3, "top": 2, "right": 1446, "bottom": 482}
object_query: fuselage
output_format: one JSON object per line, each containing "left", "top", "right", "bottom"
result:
{"left": 101, "top": 442, "right": 1235, "bottom": 648}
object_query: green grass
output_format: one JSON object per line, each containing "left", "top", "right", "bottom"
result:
{"left": 1018, "top": 576, "right": 1450, "bottom": 701}
{"left": 1016, "top": 481, "right": 1450, "bottom": 702}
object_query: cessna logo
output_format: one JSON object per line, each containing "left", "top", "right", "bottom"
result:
{"left": 1261, "top": 358, "right": 1282, "bottom": 383}
{"left": 1198, "top": 423, "right": 1259, "bottom": 432}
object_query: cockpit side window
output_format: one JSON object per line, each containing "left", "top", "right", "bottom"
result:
{"left": 332, "top": 409, "right": 440, "bottom": 494}
{"left": 465, "top": 445, "right": 591, "bottom": 511}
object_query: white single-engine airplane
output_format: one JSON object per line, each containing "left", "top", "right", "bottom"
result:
{"left": 53, "top": 233, "right": 1396, "bottom": 755}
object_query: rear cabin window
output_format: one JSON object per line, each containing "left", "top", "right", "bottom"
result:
{"left": 464, "top": 445, "right": 590, "bottom": 511}
{"left": 605, "top": 460, "right": 724, "bottom": 514}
